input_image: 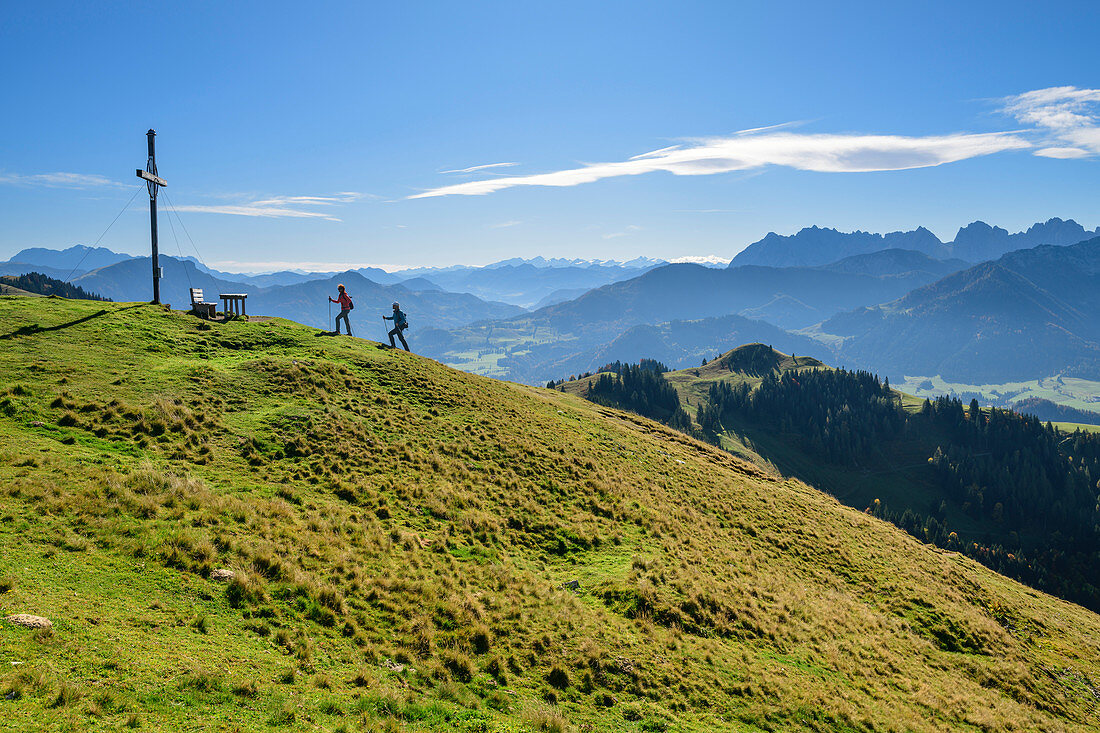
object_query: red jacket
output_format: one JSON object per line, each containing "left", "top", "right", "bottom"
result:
{"left": 331, "top": 292, "right": 351, "bottom": 310}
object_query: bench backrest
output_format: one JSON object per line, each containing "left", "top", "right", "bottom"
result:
{"left": 190, "top": 288, "right": 204, "bottom": 303}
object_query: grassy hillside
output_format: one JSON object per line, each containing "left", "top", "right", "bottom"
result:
{"left": 563, "top": 346, "right": 1100, "bottom": 610}
{"left": 2, "top": 299, "right": 1099, "bottom": 732}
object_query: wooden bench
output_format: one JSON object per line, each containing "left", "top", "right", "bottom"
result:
{"left": 189, "top": 288, "right": 217, "bottom": 319}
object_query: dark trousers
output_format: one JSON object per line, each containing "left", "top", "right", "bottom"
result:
{"left": 335, "top": 309, "right": 352, "bottom": 335}
{"left": 389, "top": 325, "right": 409, "bottom": 351}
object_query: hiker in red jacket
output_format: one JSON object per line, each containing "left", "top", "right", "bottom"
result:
{"left": 328, "top": 284, "right": 353, "bottom": 335}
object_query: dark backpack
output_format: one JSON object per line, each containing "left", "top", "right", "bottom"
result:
{"left": 346, "top": 296, "right": 354, "bottom": 310}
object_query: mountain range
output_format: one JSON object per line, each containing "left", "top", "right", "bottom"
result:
{"left": 820, "top": 236, "right": 1100, "bottom": 383}
{"left": 420, "top": 254, "right": 972, "bottom": 383}
{"left": 730, "top": 217, "right": 1098, "bottom": 269}
{"left": 7, "top": 217, "right": 1099, "bottom": 392}
{"left": 387, "top": 261, "right": 664, "bottom": 308}
{"left": 67, "top": 256, "right": 524, "bottom": 331}
{"left": 0, "top": 248, "right": 669, "bottom": 310}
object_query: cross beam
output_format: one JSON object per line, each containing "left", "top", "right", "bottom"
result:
{"left": 136, "top": 169, "right": 167, "bottom": 188}
{"left": 136, "top": 129, "right": 167, "bottom": 304}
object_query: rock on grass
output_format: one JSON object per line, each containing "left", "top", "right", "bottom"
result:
{"left": 5, "top": 614, "right": 52, "bottom": 629}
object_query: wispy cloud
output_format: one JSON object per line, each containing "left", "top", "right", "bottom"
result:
{"left": 488, "top": 220, "right": 522, "bottom": 229}
{"left": 409, "top": 129, "right": 1030, "bottom": 199}
{"left": 174, "top": 192, "right": 363, "bottom": 221}
{"left": 0, "top": 171, "right": 128, "bottom": 189}
{"left": 440, "top": 162, "right": 519, "bottom": 174}
{"left": 1000, "top": 86, "right": 1100, "bottom": 158}
{"left": 672, "top": 208, "right": 744, "bottom": 214}
{"left": 603, "top": 225, "right": 642, "bottom": 240}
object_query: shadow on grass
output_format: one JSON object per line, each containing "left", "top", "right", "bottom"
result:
{"left": 0, "top": 304, "right": 144, "bottom": 341}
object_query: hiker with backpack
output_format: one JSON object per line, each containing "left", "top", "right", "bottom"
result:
{"left": 329, "top": 284, "right": 354, "bottom": 335}
{"left": 383, "top": 301, "right": 410, "bottom": 351}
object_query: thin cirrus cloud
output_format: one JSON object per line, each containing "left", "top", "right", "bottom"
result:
{"left": 173, "top": 192, "right": 364, "bottom": 222}
{"left": 603, "top": 225, "right": 642, "bottom": 240}
{"left": 999, "top": 86, "right": 1100, "bottom": 159}
{"left": 408, "top": 129, "right": 1031, "bottom": 199}
{"left": 0, "top": 171, "right": 128, "bottom": 189}
{"left": 440, "top": 162, "right": 519, "bottom": 175}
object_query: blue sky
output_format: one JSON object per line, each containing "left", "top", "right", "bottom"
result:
{"left": 1, "top": 1, "right": 1098, "bottom": 271}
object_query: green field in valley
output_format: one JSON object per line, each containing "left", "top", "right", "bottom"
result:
{"left": 895, "top": 374, "right": 1100, "bottom": 416}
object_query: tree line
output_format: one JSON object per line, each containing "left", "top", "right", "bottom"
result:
{"left": 0, "top": 272, "right": 110, "bottom": 301}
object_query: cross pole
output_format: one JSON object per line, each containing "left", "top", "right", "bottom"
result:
{"left": 136, "top": 129, "right": 167, "bottom": 304}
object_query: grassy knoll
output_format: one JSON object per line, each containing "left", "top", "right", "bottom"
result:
{"left": 1, "top": 298, "right": 1099, "bottom": 732}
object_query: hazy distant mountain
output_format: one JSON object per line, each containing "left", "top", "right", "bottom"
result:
{"left": 0, "top": 263, "right": 80, "bottom": 280}
{"left": 817, "top": 249, "right": 969, "bottom": 279}
{"left": 231, "top": 271, "right": 320, "bottom": 288}
{"left": 170, "top": 258, "right": 406, "bottom": 288}
{"left": 421, "top": 260, "right": 948, "bottom": 383}
{"left": 247, "top": 273, "right": 523, "bottom": 331}
{"left": 400, "top": 261, "right": 664, "bottom": 308}
{"left": 532, "top": 287, "right": 591, "bottom": 309}
{"left": 729, "top": 218, "right": 1097, "bottom": 270}
{"left": 539, "top": 261, "right": 946, "bottom": 331}
{"left": 819, "top": 236, "right": 1100, "bottom": 383}
{"left": 72, "top": 256, "right": 254, "bottom": 305}
{"left": 3, "top": 245, "right": 133, "bottom": 276}
{"left": 949, "top": 218, "right": 1099, "bottom": 263}
{"left": 543, "top": 314, "right": 829, "bottom": 379}
{"left": 71, "top": 257, "right": 523, "bottom": 331}
{"left": 731, "top": 226, "right": 951, "bottom": 268}
{"left": 396, "top": 277, "right": 442, "bottom": 292}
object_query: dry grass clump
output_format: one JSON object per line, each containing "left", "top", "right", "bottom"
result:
{"left": 524, "top": 706, "right": 571, "bottom": 733}
{"left": 226, "top": 571, "right": 267, "bottom": 608}
{"left": 48, "top": 681, "right": 83, "bottom": 708}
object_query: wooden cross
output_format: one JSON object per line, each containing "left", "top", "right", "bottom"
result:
{"left": 136, "top": 129, "right": 167, "bottom": 304}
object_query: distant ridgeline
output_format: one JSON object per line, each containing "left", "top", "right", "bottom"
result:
{"left": 576, "top": 354, "right": 1100, "bottom": 612}
{"left": 0, "top": 272, "right": 111, "bottom": 301}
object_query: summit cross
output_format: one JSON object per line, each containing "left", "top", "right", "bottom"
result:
{"left": 136, "top": 129, "right": 167, "bottom": 304}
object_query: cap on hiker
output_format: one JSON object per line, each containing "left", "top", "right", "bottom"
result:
{"left": 392, "top": 302, "right": 400, "bottom": 309}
